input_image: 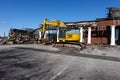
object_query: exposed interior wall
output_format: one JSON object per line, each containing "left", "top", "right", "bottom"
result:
{"left": 84, "top": 26, "right": 109, "bottom": 45}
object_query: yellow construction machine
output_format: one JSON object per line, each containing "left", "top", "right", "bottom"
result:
{"left": 41, "top": 18, "right": 66, "bottom": 38}
{"left": 40, "top": 18, "right": 80, "bottom": 43}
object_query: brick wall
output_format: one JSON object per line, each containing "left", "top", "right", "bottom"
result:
{"left": 84, "top": 37, "right": 108, "bottom": 45}
{"left": 84, "top": 26, "right": 109, "bottom": 45}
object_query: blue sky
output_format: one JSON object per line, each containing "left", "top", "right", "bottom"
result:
{"left": 0, "top": 0, "right": 120, "bottom": 36}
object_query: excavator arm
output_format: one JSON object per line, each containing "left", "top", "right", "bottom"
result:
{"left": 41, "top": 18, "right": 66, "bottom": 38}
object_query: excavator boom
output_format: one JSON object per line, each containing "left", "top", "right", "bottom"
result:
{"left": 41, "top": 18, "right": 66, "bottom": 38}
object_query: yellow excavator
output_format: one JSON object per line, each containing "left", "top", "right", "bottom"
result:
{"left": 40, "top": 18, "right": 86, "bottom": 49}
{"left": 40, "top": 18, "right": 80, "bottom": 43}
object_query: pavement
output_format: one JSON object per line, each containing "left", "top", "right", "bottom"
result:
{"left": 0, "top": 44, "right": 120, "bottom": 80}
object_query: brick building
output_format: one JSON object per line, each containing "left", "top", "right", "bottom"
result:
{"left": 66, "top": 18, "right": 120, "bottom": 46}
{"left": 66, "top": 7, "right": 120, "bottom": 46}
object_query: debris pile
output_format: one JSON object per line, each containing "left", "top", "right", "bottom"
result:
{"left": 7, "top": 28, "right": 40, "bottom": 44}
{"left": 0, "top": 37, "right": 8, "bottom": 44}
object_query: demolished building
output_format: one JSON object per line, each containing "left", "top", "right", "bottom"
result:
{"left": 7, "top": 28, "right": 40, "bottom": 44}
{"left": 66, "top": 7, "right": 120, "bottom": 45}
{"left": 7, "top": 7, "right": 120, "bottom": 46}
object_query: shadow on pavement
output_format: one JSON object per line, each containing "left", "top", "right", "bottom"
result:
{"left": 14, "top": 47, "right": 120, "bottom": 62}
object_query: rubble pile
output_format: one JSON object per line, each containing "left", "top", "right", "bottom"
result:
{"left": 7, "top": 28, "right": 40, "bottom": 44}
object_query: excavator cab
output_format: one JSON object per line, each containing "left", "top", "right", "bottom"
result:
{"left": 59, "top": 28, "right": 67, "bottom": 38}
{"left": 58, "top": 27, "right": 80, "bottom": 42}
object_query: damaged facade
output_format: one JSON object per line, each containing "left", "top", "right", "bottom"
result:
{"left": 66, "top": 7, "right": 120, "bottom": 45}
{"left": 7, "top": 7, "right": 120, "bottom": 46}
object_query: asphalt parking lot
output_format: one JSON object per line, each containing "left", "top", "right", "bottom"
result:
{"left": 0, "top": 44, "right": 120, "bottom": 80}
